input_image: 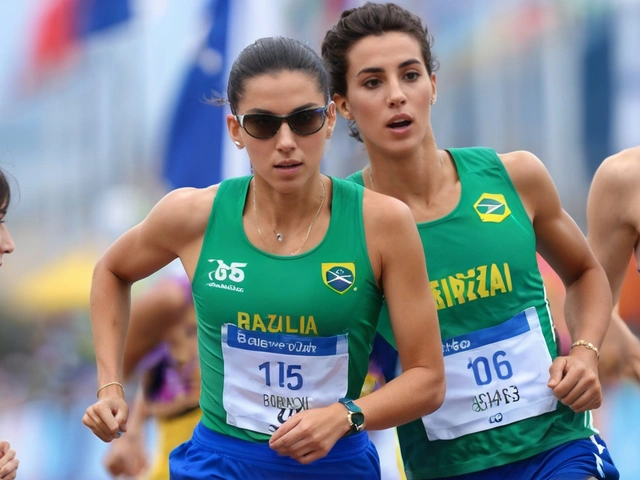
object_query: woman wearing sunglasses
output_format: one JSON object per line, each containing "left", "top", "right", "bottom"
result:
{"left": 322, "top": 3, "right": 618, "bottom": 480}
{"left": 82, "top": 36, "right": 445, "bottom": 480}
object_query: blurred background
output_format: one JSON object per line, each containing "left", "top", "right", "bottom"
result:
{"left": 1, "top": 0, "right": 639, "bottom": 478}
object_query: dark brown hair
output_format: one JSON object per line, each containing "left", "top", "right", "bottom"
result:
{"left": 226, "top": 36, "right": 330, "bottom": 114}
{"left": 0, "top": 167, "right": 10, "bottom": 210}
{"left": 321, "top": 2, "right": 438, "bottom": 141}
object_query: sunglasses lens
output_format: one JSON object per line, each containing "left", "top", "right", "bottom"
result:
{"left": 243, "top": 115, "right": 281, "bottom": 139}
{"left": 290, "top": 109, "right": 326, "bottom": 135}
{"left": 240, "top": 107, "right": 327, "bottom": 139}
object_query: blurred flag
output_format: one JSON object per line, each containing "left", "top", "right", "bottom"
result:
{"left": 162, "top": 0, "right": 286, "bottom": 189}
{"left": 162, "top": 0, "right": 229, "bottom": 190}
{"left": 582, "top": 12, "right": 613, "bottom": 177}
{"left": 24, "top": 0, "right": 132, "bottom": 89}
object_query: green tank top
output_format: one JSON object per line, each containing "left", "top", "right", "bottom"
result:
{"left": 348, "top": 147, "right": 596, "bottom": 478}
{"left": 191, "top": 176, "right": 382, "bottom": 442}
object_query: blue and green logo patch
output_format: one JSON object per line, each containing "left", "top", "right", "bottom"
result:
{"left": 473, "top": 193, "right": 511, "bottom": 223}
{"left": 322, "top": 263, "right": 355, "bottom": 294}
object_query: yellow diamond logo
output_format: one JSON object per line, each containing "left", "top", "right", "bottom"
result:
{"left": 322, "top": 263, "right": 356, "bottom": 294}
{"left": 473, "top": 193, "right": 511, "bottom": 223}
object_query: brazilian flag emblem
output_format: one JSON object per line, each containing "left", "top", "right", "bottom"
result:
{"left": 322, "top": 263, "right": 356, "bottom": 294}
{"left": 473, "top": 193, "right": 511, "bottom": 223}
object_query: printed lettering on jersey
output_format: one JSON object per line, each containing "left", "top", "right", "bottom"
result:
{"left": 206, "top": 259, "right": 247, "bottom": 293}
{"left": 237, "top": 311, "right": 319, "bottom": 335}
{"left": 473, "top": 193, "right": 511, "bottom": 223}
{"left": 322, "top": 263, "right": 355, "bottom": 294}
{"left": 430, "top": 262, "right": 513, "bottom": 311}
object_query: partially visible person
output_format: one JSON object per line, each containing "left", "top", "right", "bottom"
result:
{"left": 103, "top": 276, "right": 201, "bottom": 480}
{"left": 587, "top": 146, "right": 640, "bottom": 383}
{"left": 0, "top": 167, "right": 16, "bottom": 267}
{"left": 83, "top": 36, "right": 445, "bottom": 480}
{"left": 122, "top": 275, "right": 195, "bottom": 379}
{"left": 102, "top": 387, "right": 149, "bottom": 478}
{"left": 0, "top": 441, "right": 18, "bottom": 480}
{"left": 322, "top": 3, "right": 618, "bottom": 479}
{"left": 1, "top": 168, "right": 19, "bottom": 480}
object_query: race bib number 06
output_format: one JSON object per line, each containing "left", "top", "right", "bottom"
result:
{"left": 221, "top": 324, "right": 349, "bottom": 435}
{"left": 422, "top": 307, "right": 557, "bottom": 440}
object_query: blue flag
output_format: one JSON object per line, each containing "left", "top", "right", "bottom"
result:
{"left": 77, "top": 0, "right": 131, "bottom": 36}
{"left": 163, "top": 0, "right": 230, "bottom": 189}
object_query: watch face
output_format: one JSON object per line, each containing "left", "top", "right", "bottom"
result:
{"left": 351, "top": 411, "right": 365, "bottom": 429}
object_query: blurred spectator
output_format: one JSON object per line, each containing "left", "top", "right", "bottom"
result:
{"left": 103, "top": 277, "right": 200, "bottom": 479}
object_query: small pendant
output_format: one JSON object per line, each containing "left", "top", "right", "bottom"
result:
{"left": 276, "top": 233, "right": 283, "bottom": 242}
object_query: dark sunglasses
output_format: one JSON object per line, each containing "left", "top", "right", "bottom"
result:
{"left": 235, "top": 104, "right": 330, "bottom": 139}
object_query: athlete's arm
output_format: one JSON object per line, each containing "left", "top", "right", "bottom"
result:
{"left": 269, "top": 191, "right": 445, "bottom": 464}
{"left": 587, "top": 148, "right": 640, "bottom": 383}
{"left": 503, "top": 150, "right": 610, "bottom": 412}
{"left": 83, "top": 186, "right": 215, "bottom": 442}
{"left": 587, "top": 149, "right": 639, "bottom": 301}
{"left": 355, "top": 190, "right": 445, "bottom": 427}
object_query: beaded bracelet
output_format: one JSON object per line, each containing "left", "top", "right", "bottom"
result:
{"left": 570, "top": 340, "right": 600, "bottom": 360}
{"left": 96, "top": 381, "right": 125, "bottom": 398}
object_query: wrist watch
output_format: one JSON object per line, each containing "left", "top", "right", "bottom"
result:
{"left": 338, "top": 397, "right": 365, "bottom": 434}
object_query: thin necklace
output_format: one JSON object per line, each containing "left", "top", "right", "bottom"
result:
{"left": 252, "top": 177, "right": 326, "bottom": 256}
{"left": 369, "top": 150, "right": 444, "bottom": 191}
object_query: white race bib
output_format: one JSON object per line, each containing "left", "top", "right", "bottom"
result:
{"left": 422, "top": 307, "right": 557, "bottom": 440}
{"left": 221, "top": 324, "right": 349, "bottom": 435}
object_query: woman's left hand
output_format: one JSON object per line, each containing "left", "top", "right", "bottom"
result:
{"left": 268, "top": 403, "right": 351, "bottom": 464}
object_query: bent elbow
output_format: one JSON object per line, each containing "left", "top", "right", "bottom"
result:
{"left": 426, "top": 373, "right": 446, "bottom": 415}
{"left": 431, "top": 375, "right": 446, "bottom": 413}
{"left": 417, "top": 370, "right": 446, "bottom": 417}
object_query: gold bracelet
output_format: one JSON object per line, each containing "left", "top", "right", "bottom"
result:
{"left": 96, "top": 381, "right": 125, "bottom": 398}
{"left": 570, "top": 340, "right": 600, "bottom": 360}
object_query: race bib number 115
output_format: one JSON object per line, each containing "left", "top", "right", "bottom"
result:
{"left": 221, "top": 324, "right": 349, "bottom": 435}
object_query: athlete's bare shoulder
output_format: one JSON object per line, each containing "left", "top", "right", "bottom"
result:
{"left": 498, "top": 150, "right": 558, "bottom": 220}
{"left": 362, "top": 187, "right": 415, "bottom": 229}
{"left": 160, "top": 184, "right": 219, "bottom": 218}
{"left": 590, "top": 146, "right": 640, "bottom": 232}
{"left": 144, "top": 184, "right": 220, "bottom": 245}
{"left": 498, "top": 150, "right": 546, "bottom": 182}
{"left": 593, "top": 146, "right": 640, "bottom": 190}
{"left": 360, "top": 186, "right": 426, "bottom": 284}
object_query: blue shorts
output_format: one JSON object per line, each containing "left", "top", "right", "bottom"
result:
{"left": 434, "top": 435, "right": 619, "bottom": 480}
{"left": 169, "top": 421, "right": 381, "bottom": 480}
